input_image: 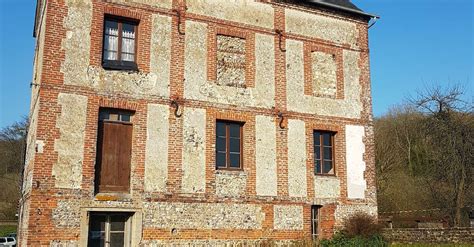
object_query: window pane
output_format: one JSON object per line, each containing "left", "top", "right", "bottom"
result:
{"left": 216, "top": 122, "right": 226, "bottom": 137}
{"left": 110, "top": 233, "right": 124, "bottom": 247}
{"left": 315, "top": 160, "right": 321, "bottom": 174}
{"left": 89, "top": 215, "right": 106, "bottom": 231}
{"left": 323, "top": 147, "right": 332, "bottom": 160}
{"left": 104, "top": 20, "right": 119, "bottom": 61}
{"left": 229, "top": 123, "right": 241, "bottom": 138}
{"left": 216, "top": 152, "right": 226, "bottom": 167}
{"left": 315, "top": 146, "right": 321, "bottom": 160}
{"left": 323, "top": 160, "right": 333, "bottom": 174}
{"left": 323, "top": 133, "right": 332, "bottom": 146}
{"left": 216, "top": 137, "right": 226, "bottom": 152}
{"left": 314, "top": 132, "right": 320, "bottom": 146}
{"left": 99, "top": 111, "right": 110, "bottom": 121}
{"left": 110, "top": 215, "right": 127, "bottom": 231}
{"left": 229, "top": 153, "right": 240, "bottom": 168}
{"left": 120, "top": 113, "right": 131, "bottom": 122}
{"left": 229, "top": 138, "right": 240, "bottom": 153}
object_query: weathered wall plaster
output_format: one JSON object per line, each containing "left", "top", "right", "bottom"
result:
{"left": 314, "top": 176, "right": 340, "bottom": 199}
{"left": 181, "top": 107, "right": 206, "bottom": 193}
{"left": 52, "top": 93, "right": 88, "bottom": 189}
{"left": 61, "top": 0, "right": 92, "bottom": 86}
{"left": 215, "top": 171, "right": 247, "bottom": 198}
{"left": 144, "top": 202, "right": 265, "bottom": 229}
{"left": 144, "top": 104, "right": 169, "bottom": 192}
{"left": 312, "top": 51, "right": 337, "bottom": 97}
{"left": 187, "top": 0, "right": 274, "bottom": 29}
{"left": 273, "top": 205, "right": 304, "bottom": 230}
{"left": 345, "top": 125, "right": 366, "bottom": 199}
{"left": 285, "top": 8, "right": 358, "bottom": 48}
{"left": 286, "top": 40, "right": 362, "bottom": 118}
{"left": 61, "top": 2, "right": 171, "bottom": 98}
{"left": 255, "top": 115, "right": 277, "bottom": 196}
{"left": 184, "top": 21, "right": 275, "bottom": 109}
{"left": 287, "top": 119, "right": 307, "bottom": 198}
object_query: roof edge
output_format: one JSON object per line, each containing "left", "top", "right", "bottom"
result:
{"left": 308, "top": 0, "right": 379, "bottom": 19}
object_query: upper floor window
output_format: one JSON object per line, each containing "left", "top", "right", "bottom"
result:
{"left": 216, "top": 121, "right": 243, "bottom": 170}
{"left": 314, "top": 131, "right": 335, "bottom": 175}
{"left": 103, "top": 17, "right": 138, "bottom": 71}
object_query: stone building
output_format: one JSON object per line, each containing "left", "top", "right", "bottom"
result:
{"left": 19, "top": 0, "right": 378, "bottom": 246}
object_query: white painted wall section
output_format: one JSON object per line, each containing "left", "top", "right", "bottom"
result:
{"left": 345, "top": 125, "right": 367, "bottom": 199}
{"left": 287, "top": 119, "right": 307, "bottom": 197}
{"left": 144, "top": 104, "right": 169, "bottom": 192}
{"left": 181, "top": 108, "right": 207, "bottom": 193}
{"left": 255, "top": 115, "right": 277, "bottom": 196}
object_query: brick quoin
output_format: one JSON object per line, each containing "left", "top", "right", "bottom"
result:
{"left": 19, "top": 0, "right": 377, "bottom": 245}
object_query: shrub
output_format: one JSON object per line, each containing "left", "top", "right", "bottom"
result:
{"left": 342, "top": 211, "right": 383, "bottom": 238}
{"left": 319, "top": 232, "right": 387, "bottom": 247}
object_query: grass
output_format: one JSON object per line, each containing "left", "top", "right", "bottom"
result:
{"left": 0, "top": 225, "right": 16, "bottom": 237}
{"left": 390, "top": 243, "right": 473, "bottom": 247}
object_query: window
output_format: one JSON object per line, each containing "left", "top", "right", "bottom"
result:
{"left": 103, "top": 17, "right": 138, "bottom": 70}
{"left": 311, "top": 205, "right": 322, "bottom": 239}
{"left": 88, "top": 212, "right": 132, "bottom": 247}
{"left": 314, "top": 131, "right": 335, "bottom": 175}
{"left": 215, "top": 121, "right": 243, "bottom": 169}
{"left": 95, "top": 109, "right": 134, "bottom": 193}
{"left": 216, "top": 35, "right": 246, "bottom": 87}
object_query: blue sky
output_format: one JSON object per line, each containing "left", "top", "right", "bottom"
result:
{"left": 0, "top": 0, "right": 473, "bottom": 128}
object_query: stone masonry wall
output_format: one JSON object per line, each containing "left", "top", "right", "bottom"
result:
{"left": 20, "top": 0, "right": 376, "bottom": 245}
{"left": 382, "top": 228, "right": 474, "bottom": 244}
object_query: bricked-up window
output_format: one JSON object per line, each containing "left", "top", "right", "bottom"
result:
{"left": 88, "top": 212, "right": 132, "bottom": 247}
{"left": 102, "top": 17, "right": 138, "bottom": 71}
{"left": 312, "top": 51, "right": 337, "bottom": 98}
{"left": 216, "top": 35, "right": 246, "bottom": 87}
{"left": 314, "top": 131, "right": 335, "bottom": 175}
{"left": 95, "top": 109, "right": 133, "bottom": 193}
{"left": 311, "top": 205, "right": 322, "bottom": 239}
{"left": 216, "top": 121, "right": 243, "bottom": 169}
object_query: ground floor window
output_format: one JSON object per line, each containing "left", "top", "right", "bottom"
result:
{"left": 311, "top": 205, "right": 322, "bottom": 239}
{"left": 88, "top": 212, "right": 133, "bottom": 247}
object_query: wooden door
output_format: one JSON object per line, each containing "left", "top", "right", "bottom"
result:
{"left": 96, "top": 121, "right": 133, "bottom": 193}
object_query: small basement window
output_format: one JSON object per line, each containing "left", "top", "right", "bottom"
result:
{"left": 88, "top": 212, "right": 133, "bottom": 247}
{"left": 102, "top": 16, "right": 138, "bottom": 71}
{"left": 311, "top": 205, "right": 322, "bottom": 239}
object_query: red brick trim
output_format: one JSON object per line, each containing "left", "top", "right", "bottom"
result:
{"left": 303, "top": 42, "right": 344, "bottom": 99}
{"left": 305, "top": 121, "right": 345, "bottom": 199}
{"left": 98, "top": 98, "right": 139, "bottom": 111}
{"left": 207, "top": 24, "right": 256, "bottom": 88}
{"left": 89, "top": 2, "right": 152, "bottom": 72}
{"left": 205, "top": 109, "right": 256, "bottom": 196}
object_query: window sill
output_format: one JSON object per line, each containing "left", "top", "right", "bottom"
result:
{"left": 215, "top": 168, "right": 245, "bottom": 175}
{"left": 102, "top": 60, "right": 138, "bottom": 72}
{"left": 95, "top": 192, "right": 131, "bottom": 201}
{"left": 314, "top": 173, "right": 337, "bottom": 177}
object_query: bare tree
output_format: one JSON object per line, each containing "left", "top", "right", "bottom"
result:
{"left": 409, "top": 84, "right": 473, "bottom": 226}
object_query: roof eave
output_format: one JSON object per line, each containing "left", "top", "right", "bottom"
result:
{"left": 309, "top": 1, "right": 380, "bottom": 19}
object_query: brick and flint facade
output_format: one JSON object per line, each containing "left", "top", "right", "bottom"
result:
{"left": 19, "top": 0, "right": 378, "bottom": 245}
